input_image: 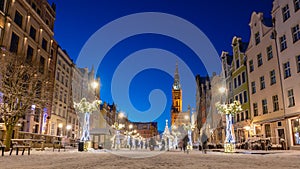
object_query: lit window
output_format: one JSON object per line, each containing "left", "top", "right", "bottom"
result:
{"left": 257, "top": 53, "right": 263, "bottom": 67}
{"left": 272, "top": 95, "right": 279, "bottom": 112}
{"left": 260, "top": 76, "right": 265, "bottom": 90}
{"left": 270, "top": 70, "right": 276, "bottom": 85}
{"left": 282, "top": 4, "right": 290, "bottom": 22}
{"left": 253, "top": 103, "right": 258, "bottom": 117}
{"left": 255, "top": 32, "right": 260, "bottom": 45}
{"left": 292, "top": 25, "right": 300, "bottom": 43}
{"left": 294, "top": 0, "right": 300, "bottom": 12}
{"left": 266, "top": 46, "right": 273, "bottom": 60}
{"left": 280, "top": 35, "right": 287, "bottom": 51}
{"left": 284, "top": 62, "right": 291, "bottom": 79}
{"left": 297, "top": 55, "right": 300, "bottom": 73}
{"left": 249, "top": 60, "right": 254, "bottom": 72}
{"left": 251, "top": 81, "right": 256, "bottom": 94}
{"left": 262, "top": 99, "right": 268, "bottom": 114}
{"left": 288, "top": 89, "right": 295, "bottom": 107}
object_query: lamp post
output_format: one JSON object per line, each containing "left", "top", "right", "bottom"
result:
{"left": 58, "top": 123, "right": 63, "bottom": 136}
{"left": 66, "top": 125, "right": 72, "bottom": 138}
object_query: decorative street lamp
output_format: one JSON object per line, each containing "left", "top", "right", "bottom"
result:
{"left": 216, "top": 100, "right": 242, "bottom": 153}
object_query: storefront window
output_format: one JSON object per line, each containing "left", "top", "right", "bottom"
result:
{"left": 292, "top": 118, "right": 300, "bottom": 145}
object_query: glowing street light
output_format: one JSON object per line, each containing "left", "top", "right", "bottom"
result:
{"left": 91, "top": 81, "right": 98, "bottom": 89}
{"left": 219, "top": 87, "right": 226, "bottom": 94}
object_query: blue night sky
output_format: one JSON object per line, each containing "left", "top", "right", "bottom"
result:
{"left": 48, "top": 0, "right": 273, "bottom": 131}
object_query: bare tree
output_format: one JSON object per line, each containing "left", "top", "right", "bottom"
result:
{"left": 0, "top": 49, "right": 52, "bottom": 150}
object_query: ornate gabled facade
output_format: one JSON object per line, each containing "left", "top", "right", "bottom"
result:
{"left": 246, "top": 11, "right": 286, "bottom": 147}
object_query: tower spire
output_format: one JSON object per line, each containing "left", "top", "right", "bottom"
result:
{"left": 173, "top": 62, "right": 181, "bottom": 90}
{"left": 174, "top": 62, "right": 179, "bottom": 84}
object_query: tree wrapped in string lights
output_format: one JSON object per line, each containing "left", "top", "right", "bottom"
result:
{"left": 216, "top": 100, "right": 242, "bottom": 153}
{"left": 74, "top": 98, "right": 101, "bottom": 142}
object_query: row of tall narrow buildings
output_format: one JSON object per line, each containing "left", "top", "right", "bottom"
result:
{"left": 0, "top": 0, "right": 101, "bottom": 139}
{"left": 197, "top": 0, "right": 300, "bottom": 150}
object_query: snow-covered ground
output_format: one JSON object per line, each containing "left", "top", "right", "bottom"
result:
{"left": 1, "top": 148, "right": 300, "bottom": 169}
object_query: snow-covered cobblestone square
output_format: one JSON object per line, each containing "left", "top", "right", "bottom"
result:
{"left": 1, "top": 149, "right": 300, "bottom": 169}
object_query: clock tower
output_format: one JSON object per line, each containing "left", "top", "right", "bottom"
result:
{"left": 171, "top": 63, "right": 182, "bottom": 126}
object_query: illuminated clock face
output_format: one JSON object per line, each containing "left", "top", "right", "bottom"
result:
{"left": 173, "top": 84, "right": 180, "bottom": 90}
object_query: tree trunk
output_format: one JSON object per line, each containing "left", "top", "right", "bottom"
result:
{"left": 4, "top": 124, "right": 14, "bottom": 151}
{"left": 80, "top": 112, "right": 90, "bottom": 141}
{"left": 225, "top": 114, "right": 235, "bottom": 143}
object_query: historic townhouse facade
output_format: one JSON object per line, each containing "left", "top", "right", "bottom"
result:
{"left": 246, "top": 12, "right": 286, "bottom": 147}
{"left": 50, "top": 47, "right": 76, "bottom": 137}
{"left": 0, "top": 0, "right": 57, "bottom": 134}
{"left": 272, "top": 0, "right": 300, "bottom": 149}
{"left": 221, "top": 37, "right": 251, "bottom": 143}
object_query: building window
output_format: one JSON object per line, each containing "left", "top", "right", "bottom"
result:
{"left": 237, "top": 75, "right": 241, "bottom": 86}
{"left": 234, "top": 78, "right": 237, "bottom": 88}
{"left": 9, "top": 32, "right": 19, "bottom": 53}
{"left": 295, "top": 0, "right": 300, "bottom": 12}
{"left": 262, "top": 99, "right": 268, "bottom": 114}
{"left": 291, "top": 118, "right": 300, "bottom": 145}
{"left": 56, "top": 72, "right": 60, "bottom": 81}
{"left": 29, "top": 26, "right": 37, "bottom": 41}
{"left": 292, "top": 25, "right": 300, "bottom": 43}
{"left": 39, "top": 56, "right": 45, "bottom": 74}
{"left": 245, "top": 110, "right": 249, "bottom": 120}
{"left": 236, "top": 59, "right": 240, "bottom": 69}
{"left": 260, "top": 76, "right": 265, "bottom": 90}
{"left": 235, "top": 95, "right": 238, "bottom": 101}
{"left": 270, "top": 70, "right": 276, "bottom": 85}
{"left": 0, "top": 0, "right": 5, "bottom": 12}
{"left": 272, "top": 95, "right": 279, "bottom": 112}
{"left": 280, "top": 35, "right": 287, "bottom": 51}
{"left": 265, "top": 124, "right": 271, "bottom": 138}
{"left": 241, "top": 112, "right": 244, "bottom": 121}
{"left": 284, "top": 62, "right": 291, "bottom": 79}
{"left": 267, "top": 46, "right": 273, "bottom": 60}
{"left": 282, "top": 4, "right": 290, "bottom": 22}
{"left": 26, "top": 45, "right": 34, "bottom": 63}
{"left": 243, "top": 91, "right": 248, "bottom": 103}
{"left": 249, "top": 60, "right": 254, "bottom": 72}
{"left": 288, "top": 89, "right": 295, "bottom": 107}
{"left": 251, "top": 81, "right": 256, "bottom": 94}
{"left": 58, "top": 59, "right": 61, "bottom": 65}
{"left": 242, "top": 72, "right": 246, "bottom": 83}
{"left": 255, "top": 32, "right": 260, "bottom": 45}
{"left": 14, "top": 10, "right": 23, "bottom": 28}
{"left": 42, "top": 38, "right": 48, "bottom": 51}
{"left": 236, "top": 114, "right": 240, "bottom": 122}
{"left": 257, "top": 53, "right": 263, "bottom": 67}
{"left": 65, "top": 79, "right": 68, "bottom": 87}
{"left": 253, "top": 103, "right": 258, "bottom": 117}
{"left": 297, "top": 55, "right": 300, "bottom": 73}
{"left": 239, "top": 93, "right": 243, "bottom": 104}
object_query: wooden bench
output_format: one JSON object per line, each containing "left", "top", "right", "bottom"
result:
{"left": 0, "top": 141, "right": 6, "bottom": 156}
{"left": 9, "top": 141, "right": 31, "bottom": 155}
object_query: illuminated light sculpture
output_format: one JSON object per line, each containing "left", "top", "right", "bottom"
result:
{"left": 183, "top": 123, "right": 195, "bottom": 151}
{"left": 216, "top": 100, "right": 242, "bottom": 153}
{"left": 112, "top": 122, "right": 125, "bottom": 150}
{"left": 74, "top": 98, "right": 101, "bottom": 148}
